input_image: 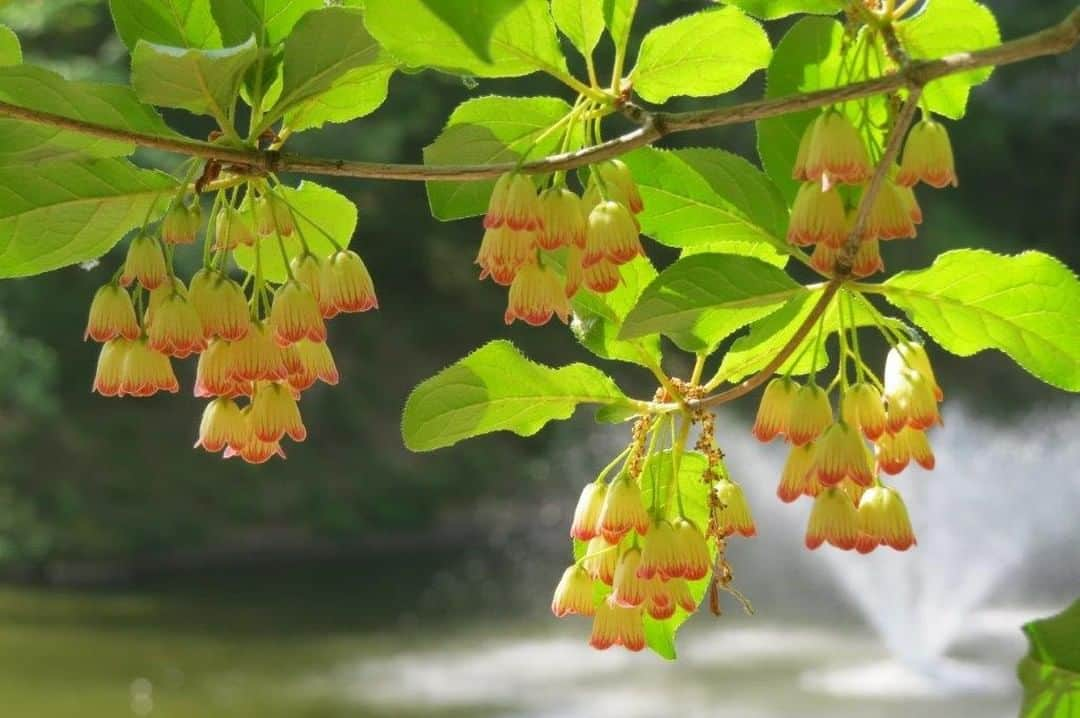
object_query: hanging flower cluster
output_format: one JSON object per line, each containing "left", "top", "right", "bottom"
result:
{"left": 86, "top": 180, "right": 377, "bottom": 463}
{"left": 479, "top": 159, "right": 645, "bottom": 326}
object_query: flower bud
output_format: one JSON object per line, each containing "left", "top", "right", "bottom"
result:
{"left": 248, "top": 381, "right": 306, "bottom": 443}
{"left": 897, "top": 117, "right": 958, "bottom": 189}
{"left": 537, "top": 187, "right": 587, "bottom": 250}
{"left": 194, "top": 397, "right": 246, "bottom": 453}
{"left": 584, "top": 200, "right": 642, "bottom": 266}
{"left": 777, "top": 443, "right": 819, "bottom": 503}
{"left": 589, "top": 600, "right": 645, "bottom": 652}
{"left": 805, "top": 487, "right": 859, "bottom": 550}
{"left": 597, "top": 476, "right": 649, "bottom": 544}
{"left": 92, "top": 338, "right": 132, "bottom": 397}
{"left": 504, "top": 261, "right": 571, "bottom": 327}
{"left": 673, "top": 518, "right": 711, "bottom": 580}
{"left": 551, "top": 565, "right": 596, "bottom": 617}
{"left": 85, "top": 284, "right": 140, "bottom": 343}
{"left": 121, "top": 235, "right": 168, "bottom": 290}
{"left": 120, "top": 338, "right": 179, "bottom": 397}
{"left": 637, "top": 520, "right": 682, "bottom": 580}
{"left": 805, "top": 111, "right": 872, "bottom": 188}
{"left": 788, "top": 381, "right": 833, "bottom": 446}
{"left": 841, "top": 383, "right": 887, "bottom": 441}
{"left": 715, "top": 480, "right": 756, "bottom": 537}
{"left": 612, "top": 547, "right": 648, "bottom": 607}
{"left": 788, "top": 183, "right": 847, "bottom": 247}
{"left": 752, "top": 376, "right": 796, "bottom": 442}
{"left": 270, "top": 281, "right": 326, "bottom": 346}
{"left": 856, "top": 486, "right": 916, "bottom": 553}
{"left": 570, "top": 482, "right": 606, "bottom": 541}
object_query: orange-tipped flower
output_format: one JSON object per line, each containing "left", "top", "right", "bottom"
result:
{"left": 867, "top": 182, "right": 917, "bottom": 240}
{"left": 248, "top": 381, "right": 306, "bottom": 443}
{"left": 811, "top": 422, "right": 873, "bottom": 487}
{"left": 194, "top": 340, "right": 241, "bottom": 398}
{"left": 856, "top": 486, "right": 916, "bottom": 553}
{"left": 290, "top": 254, "right": 327, "bottom": 304}
{"left": 852, "top": 237, "right": 884, "bottom": 277}
{"left": 564, "top": 245, "right": 584, "bottom": 298}
{"left": 841, "top": 383, "right": 887, "bottom": 441}
{"left": 484, "top": 173, "right": 512, "bottom": 229}
{"left": 85, "top": 284, "right": 139, "bottom": 343}
{"left": 537, "top": 187, "right": 587, "bottom": 250}
{"left": 884, "top": 345, "right": 941, "bottom": 433}
{"left": 876, "top": 427, "right": 935, "bottom": 474}
{"left": 805, "top": 111, "right": 872, "bottom": 188}
{"left": 162, "top": 202, "right": 197, "bottom": 245}
{"left": 581, "top": 536, "right": 617, "bottom": 585}
{"left": 673, "top": 518, "right": 711, "bottom": 580}
{"left": 226, "top": 431, "right": 287, "bottom": 465}
{"left": 788, "top": 183, "right": 847, "bottom": 247}
{"left": 570, "top": 482, "right": 606, "bottom": 542}
{"left": 645, "top": 578, "right": 675, "bottom": 620}
{"left": 792, "top": 114, "right": 823, "bottom": 181}
{"left": 897, "top": 117, "right": 957, "bottom": 189}
{"left": 810, "top": 242, "right": 838, "bottom": 275}
{"left": 667, "top": 578, "right": 699, "bottom": 613}
{"left": 325, "top": 250, "right": 378, "bottom": 315}
{"left": 597, "top": 476, "right": 649, "bottom": 544}
{"left": 189, "top": 270, "right": 250, "bottom": 341}
{"left": 270, "top": 281, "right": 326, "bottom": 345}
{"left": 120, "top": 235, "right": 168, "bottom": 290}
{"left": 595, "top": 160, "right": 644, "bottom": 214}
{"left": 612, "top": 547, "right": 648, "bottom": 607}
{"left": 637, "top": 520, "right": 682, "bottom": 580}
{"left": 777, "top": 443, "right": 819, "bottom": 502}
{"left": 214, "top": 206, "right": 254, "bottom": 250}
{"left": 584, "top": 201, "right": 642, "bottom": 266}
{"left": 194, "top": 397, "right": 246, "bottom": 453}
{"left": 228, "top": 321, "right": 288, "bottom": 383}
{"left": 583, "top": 258, "right": 620, "bottom": 294}
{"left": 788, "top": 382, "right": 833, "bottom": 446}
{"left": 752, "top": 376, "right": 796, "bottom": 442}
{"left": 504, "top": 261, "right": 571, "bottom": 327}
{"left": 92, "top": 338, "right": 132, "bottom": 397}
{"left": 589, "top": 600, "right": 645, "bottom": 652}
{"left": 805, "top": 487, "right": 859, "bottom": 550}
{"left": 144, "top": 277, "right": 187, "bottom": 327}
{"left": 289, "top": 339, "right": 339, "bottom": 392}
{"left": 715, "top": 480, "right": 757, "bottom": 537}
{"left": 893, "top": 341, "right": 943, "bottom": 401}
{"left": 120, "top": 338, "right": 179, "bottom": 397}
{"left": 551, "top": 565, "right": 596, "bottom": 617}
{"left": 255, "top": 192, "right": 295, "bottom": 237}
{"left": 148, "top": 293, "right": 206, "bottom": 358}
{"left": 485, "top": 173, "right": 541, "bottom": 232}
{"left": 476, "top": 226, "right": 531, "bottom": 286}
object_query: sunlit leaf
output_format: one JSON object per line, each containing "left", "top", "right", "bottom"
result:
{"left": 1019, "top": 600, "right": 1080, "bottom": 717}
{"left": 552, "top": 0, "right": 605, "bottom": 57}
{"left": 716, "top": 0, "right": 841, "bottom": 20}
{"left": 109, "top": 0, "right": 221, "bottom": 50}
{"left": 0, "top": 23, "right": 21, "bottom": 65}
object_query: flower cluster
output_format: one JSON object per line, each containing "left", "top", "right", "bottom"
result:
{"left": 753, "top": 340, "right": 942, "bottom": 552}
{"left": 479, "top": 161, "right": 645, "bottom": 326}
{"left": 789, "top": 110, "right": 957, "bottom": 277}
{"left": 86, "top": 184, "right": 377, "bottom": 463}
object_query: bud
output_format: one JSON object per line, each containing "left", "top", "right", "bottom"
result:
{"left": 884, "top": 344, "right": 941, "bottom": 432}
{"left": 584, "top": 201, "right": 642, "bottom": 266}
{"left": 537, "top": 188, "right": 587, "bottom": 250}
{"left": 637, "top": 520, "right": 682, "bottom": 580}
{"left": 666, "top": 578, "right": 699, "bottom": 613}
{"left": 852, "top": 237, "right": 884, "bottom": 278}
{"left": 92, "top": 338, "right": 132, "bottom": 397}
{"left": 595, "top": 160, "right": 644, "bottom": 214}
{"left": 867, "top": 182, "right": 917, "bottom": 241}
{"left": 581, "top": 536, "right": 617, "bottom": 585}
{"left": 228, "top": 321, "right": 288, "bottom": 383}
{"left": 504, "top": 261, "right": 571, "bottom": 327}
{"left": 897, "top": 117, "right": 958, "bottom": 189}
{"left": 777, "top": 443, "right": 819, "bottom": 503}
{"left": 570, "top": 482, "right": 606, "bottom": 541}
{"left": 805, "top": 487, "right": 859, "bottom": 550}
{"left": 788, "top": 381, "right": 833, "bottom": 446}
{"left": 476, "top": 226, "right": 531, "bottom": 287}
{"left": 551, "top": 565, "right": 596, "bottom": 617}
{"left": 583, "top": 258, "right": 620, "bottom": 294}
{"left": 325, "top": 250, "right": 378, "bottom": 315}
{"left": 589, "top": 600, "right": 645, "bottom": 652}
{"left": 805, "top": 111, "right": 872, "bottom": 188}
{"left": 270, "top": 281, "right": 326, "bottom": 346}
{"left": 120, "top": 235, "right": 168, "bottom": 290}
{"left": 290, "top": 254, "right": 327, "bottom": 304}
{"left": 715, "top": 480, "right": 756, "bottom": 537}
{"left": 162, "top": 202, "right": 197, "bottom": 245}
{"left": 248, "top": 381, "right": 307, "bottom": 443}
{"left": 611, "top": 547, "right": 648, "bottom": 607}
{"left": 214, "top": 206, "right": 255, "bottom": 250}
{"left": 564, "top": 244, "right": 584, "bottom": 298}
{"left": 120, "top": 338, "right": 179, "bottom": 397}
{"left": 752, "top": 376, "right": 796, "bottom": 442}
{"left": 289, "top": 339, "right": 340, "bottom": 392}
{"left": 195, "top": 340, "right": 241, "bottom": 398}
{"left": 194, "top": 397, "right": 246, "bottom": 453}
{"left": 811, "top": 422, "right": 873, "bottom": 487}
{"left": 85, "top": 284, "right": 140, "bottom": 343}
{"left": 841, "top": 383, "right": 887, "bottom": 441}
{"left": 856, "top": 486, "right": 916, "bottom": 553}
{"left": 597, "top": 475, "right": 649, "bottom": 544}
{"left": 673, "top": 518, "right": 711, "bottom": 580}
{"left": 788, "top": 183, "right": 847, "bottom": 247}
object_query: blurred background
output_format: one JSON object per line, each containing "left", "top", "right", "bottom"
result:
{"left": 0, "top": 0, "right": 1076, "bottom": 716}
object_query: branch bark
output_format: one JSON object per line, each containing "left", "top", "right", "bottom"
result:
{"left": 0, "top": 8, "right": 1074, "bottom": 182}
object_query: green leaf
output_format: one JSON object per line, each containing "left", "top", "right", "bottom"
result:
{"left": 210, "top": 0, "right": 321, "bottom": 47}
{"left": 402, "top": 340, "right": 633, "bottom": 452}
{"left": 363, "top": 0, "right": 568, "bottom": 79}
{"left": 631, "top": 7, "right": 771, "bottom": 104}
{"left": 880, "top": 250, "right": 1080, "bottom": 392}
{"left": 552, "top": 0, "right": 604, "bottom": 57}
{"left": 282, "top": 63, "right": 395, "bottom": 133}
{"left": 423, "top": 96, "right": 581, "bottom": 221}
{"left": 717, "top": 0, "right": 841, "bottom": 20}
{"left": 897, "top": 0, "right": 1000, "bottom": 119}
{"left": 131, "top": 37, "right": 259, "bottom": 126}
{"left": 1019, "top": 601, "right": 1080, "bottom": 717}
{"left": 571, "top": 254, "right": 662, "bottom": 366}
{"left": 0, "top": 24, "right": 21, "bottom": 65}
{"left": 0, "top": 158, "right": 177, "bottom": 278}
{"left": 602, "top": 0, "right": 637, "bottom": 56}
{"left": 621, "top": 147, "right": 788, "bottom": 264}
{"left": 233, "top": 181, "right": 356, "bottom": 284}
{"left": 756, "top": 18, "right": 887, "bottom": 203}
{"left": 0, "top": 65, "right": 183, "bottom": 166}
{"left": 620, "top": 253, "right": 804, "bottom": 353}
{"left": 109, "top": 0, "right": 222, "bottom": 50}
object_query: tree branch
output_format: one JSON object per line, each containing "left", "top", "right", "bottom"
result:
{"left": 0, "top": 9, "right": 1074, "bottom": 182}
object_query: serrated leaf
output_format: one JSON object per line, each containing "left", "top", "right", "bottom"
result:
{"left": 602, "top": 0, "right": 637, "bottom": 56}
{"left": 424, "top": 96, "right": 581, "bottom": 221}
{"left": 1019, "top": 600, "right": 1080, "bottom": 717}
{"left": 621, "top": 147, "right": 788, "bottom": 263}
{"left": 233, "top": 181, "right": 356, "bottom": 284}
{"left": 109, "top": 0, "right": 221, "bottom": 50}
{"left": 571, "top": 254, "right": 662, "bottom": 366}
{"left": 402, "top": 340, "right": 634, "bottom": 452}
{"left": 210, "top": 0, "right": 321, "bottom": 47}
{"left": 131, "top": 37, "right": 259, "bottom": 126}
{"left": 897, "top": 0, "right": 1000, "bottom": 119}
{"left": 552, "top": 0, "right": 605, "bottom": 57}
{"left": 621, "top": 253, "right": 805, "bottom": 353}
{"left": 0, "top": 24, "right": 21, "bottom": 65}
{"left": 0, "top": 65, "right": 183, "bottom": 166}
{"left": 0, "top": 159, "right": 177, "bottom": 277}
{"left": 363, "top": 0, "right": 568, "bottom": 79}
{"left": 631, "top": 7, "right": 771, "bottom": 104}
{"left": 717, "top": 0, "right": 841, "bottom": 20}
{"left": 881, "top": 250, "right": 1080, "bottom": 392}
{"left": 282, "top": 63, "right": 395, "bottom": 133}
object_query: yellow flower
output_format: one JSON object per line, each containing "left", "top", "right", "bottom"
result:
{"left": 673, "top": 518, "right": 711, "bottom": 580}
{"left": 788, "top": 182, "right": 847, "bottom": 247}
{"left": 589, "top": 600, "right": 645, "bottom": 652}
{"left": 611, "top": 547, "right": 649, "bottom": 608}
{"left": 841, "top": 383, "right": 887, "bottom": 441}
{"left": 752, "top": 376, "right": 796, "bottom": 442}
{"left": 805, "top": 487, "right": 859, "bottom": 551}
{"left": 715, "top": 480, "right": 757, "bottom": 537}
{"left": 92, "top": 338, "right": 132, "bottom": 397}
{"left": 856, "top": 486, "right": 916, "bottom": 553}
{"left": 777, "top": 443, "right": 819, "bottom": 503}
{"left": 120, "top": 234, "right": 168, "bottom": 290}
{"left": 804, "top": 111, "right": 872, "bottom": 188}
{"left": 595, "top": 159, "right": 644, "bottom": 214}
{"left": 324, "top": 250, "right": 378, "bottom": 315}
{"left": 120, "top": 338, "right": 179, "bottom": 397}
{"left": 504, "top": 261, "right": 571, "bottom": 327}
{"left": 551, "top": 565, "right": 596, "bottom": 617}
{"left": 148, "top": 293, "right": 206, "bottom": 358}
{"left": 637, "top": 519, "right": 682, "bottom": 580}
{"left": 84, "top": 284, "right": 139, "bottom": 343}
{"left": 194, "top": 397, "right": 247, "bottom": 453}
{"left": 570, "top": 482, "right": 606, "bottom": 542}
{"left": 289, "top": 339, "right": 339, "bottom": 392}
{"left": 248, "top": 381, "right": 307, "bottom": 443}
{"left": 584, "top": 200, "right": 642, "bottom": 267}
{"left": 897, "top": 117, "right": 958, "bottom": 189}
{"left": 597, "top": 475, "right": 649, "bottom": 544}
{"left": 270, "top": 281, "right": 326, "bottom": 346}
{"left": 788, "top": 381, "right": 833, "bottom": 446}
{"left": 537, "top": 187, "right": 587, "bottom": 250}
